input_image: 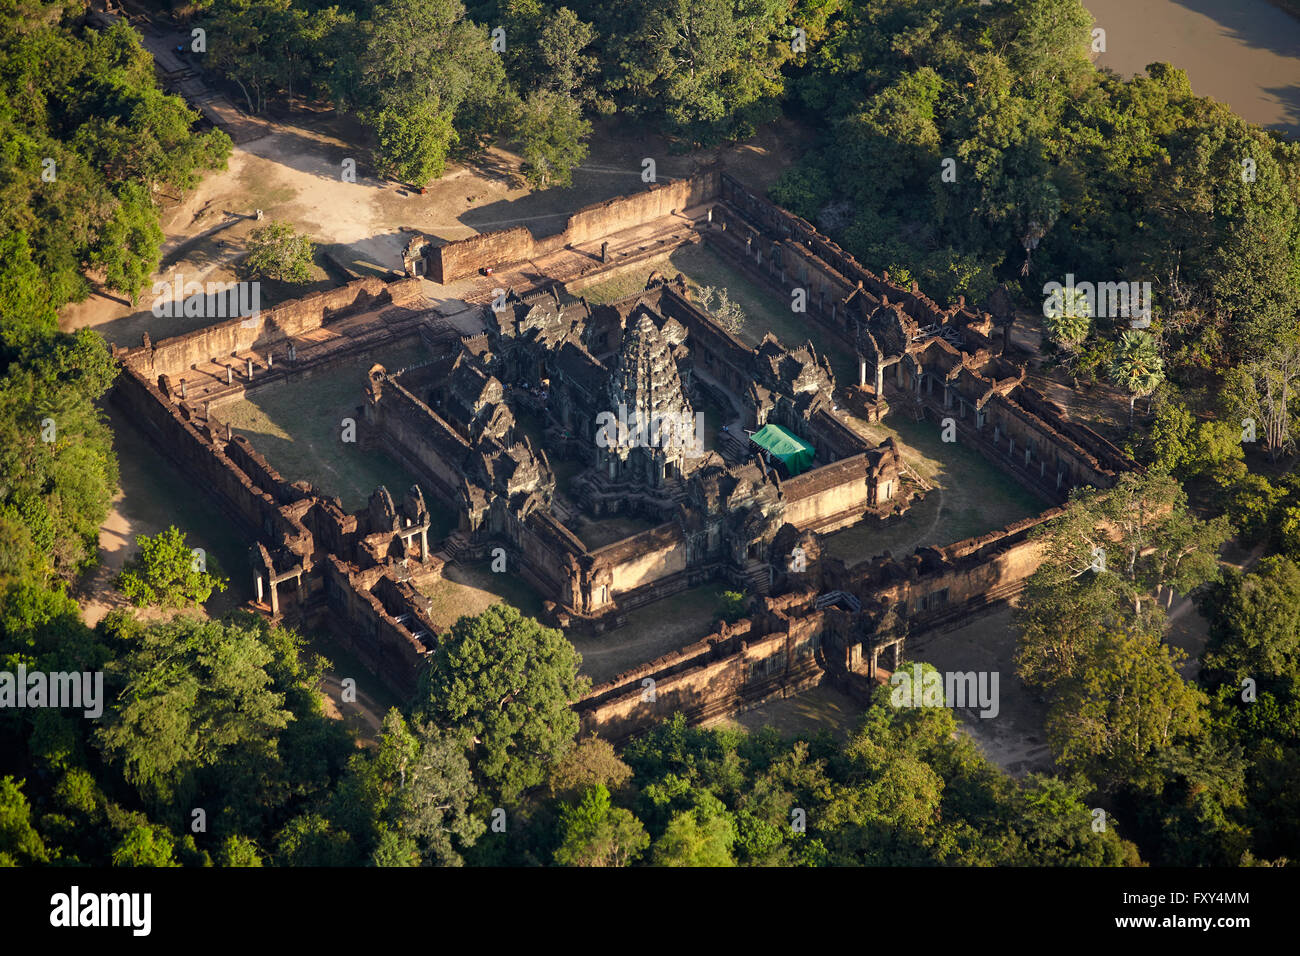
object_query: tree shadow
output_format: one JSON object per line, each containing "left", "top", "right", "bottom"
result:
{"left": 1169, "top": 0, "right": 1300, "bottom": 61}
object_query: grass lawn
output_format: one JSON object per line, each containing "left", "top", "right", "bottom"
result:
{"left": 822, "top": 408, "right": 1046, "bottom": 563}
{"left": 420, "top": 558, "right": 549, "bottom": 633}
{"left": 713, "top": 683, "right": 867, "bottom": 742}
{"left": 219, "top": 341, "right": 455, "bottom": 524}
{"left": 106, "top": 404, "right": 253, "bottom": 606}
{"left": 577, "top": 242, "right": 857, "bottom": 383}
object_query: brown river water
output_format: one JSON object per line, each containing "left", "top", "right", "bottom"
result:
{"left": 1084, "top": 0, "right": 1300, "bottom": 137}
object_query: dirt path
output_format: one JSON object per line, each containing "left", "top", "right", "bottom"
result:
{"left": 59, "top": 111, "right": 802, "bottom": 349}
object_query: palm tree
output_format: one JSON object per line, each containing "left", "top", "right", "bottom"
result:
{"left": 1109, "top": 330, "right": 1164, "bottom": 425}
{"left": 1043, "top": 286, "right": 1092, "bottom": 380}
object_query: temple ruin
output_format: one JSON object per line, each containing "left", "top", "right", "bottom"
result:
{"left": 109, "top": 168, "right": 1134, "bottom": 737}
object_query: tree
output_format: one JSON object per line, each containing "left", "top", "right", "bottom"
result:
{"left": 517, "top": 90, "right": 591, "bottom": 189}
{"left": 1015, "top": 471, "right": 1230, "bottom": 645}
{"left": 0, "top": 326, "right": 120, "bottom": 580}
{"left": 111, "top": 824, "right": 180, "bottom": 867}
{"left": 1042, "top": 284, "right": 1092, "bottom": 376}
{"left": 606, "top": 0, "right": 803, "bottom": 143}
{"left": 1047, "top": 629, "right": 1206, "bottom": 791}
{"left": 274, "top": 812, "right": 358, "bottom": 866}
{"left": 115, "top": 526, "right": 228, "bottom": 609}
{"left": 1014, "top": 775, "right": 1142, "bottom": 866}
{"left": 1201, "top": 557, "right": 1300, "bottom": 688}
{"left": 386, "top": 717, "right": 484, "bottom": 865}
{"left": 95, "top": 615, "right": 297, "bottom": 806}
{"left": 362, "top": 0, "right": 508, "bottom": 179}
{"left": 1224, "top": 343, "right": 1300, "bottom": 463}
{"left": 696, "top": 285, "right": 745, "bottom": 334}
{"left": 538, "top": 7, "right": 604, "bottom": 108}
{"left": 416, "top": 604, "right": 588, "bottom": 801}
{"left": 718, "top": 589, "right": 747, "bottom": 623}
{"left": 0, "top": 776, "right": 49, "bottom": 865}
{"left": 553, "top": 784, "right": 649, "bottom": 866}
{"left": 1109, "top": 330, "right": 1164, "bottom": 424}
{"left": 373, "top": 92, "right": 459, "bottom": 185}
{"left": 90, "top": 184, "right": 164, "bottom": 304}
{"left": 651, "top": 791, "right": 736, "bottom": 866}
{"left": 546, "top": 735, "right": 633, "bottom": 802}
{"left": 217, "top": 834, "right": 264, "bottom": 866}
{"left": 242, "top": 221, "right": 315, "bottom": 283}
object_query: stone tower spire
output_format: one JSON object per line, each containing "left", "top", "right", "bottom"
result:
{"left": 597, "top": 307, "right": 697, "bottom": 487}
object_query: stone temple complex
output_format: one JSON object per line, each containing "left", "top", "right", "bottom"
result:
{"left": 110, "top": 168, "right": 1135, "bottom": 743}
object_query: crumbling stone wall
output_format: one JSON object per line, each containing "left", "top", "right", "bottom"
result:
{"left": 575, "top": 601, "right": 826, "bottom": 743}
{"left": 429, "top": 172, "right": 721, "bottom": 282}
{"left": 123, "top": 277, "right": 423, "bottom": 379}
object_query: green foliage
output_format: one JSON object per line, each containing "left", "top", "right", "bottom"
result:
{"left": 718, "top": 589, "right": 747, "bottom": 623}
{"left": 115, "top": 526, "right": 228, "bottom": 609}
{"left": 242, "top": 221, "right": 315, "bottom": 284}
{"left": 331, "top": 709, "right": 484, "bottom": 866}
{"left": 1043, "top": 285, "right": 1091, "bottom": 358}
{"left": 1201, "top": 557, "right": 1300, "bottom": 690}
{"left": 0, "top": 776, "right": 50, "bottom": 865}
{"left": 416, "top": 603, "right": 589, "bottom": 802}
{"left": 1109, "top": 330, "right": 1164, "bottom": 421}
{"left": 359, "top": 0, "right": 509, "bottom": 179}
{"left": 651, "top": 791, "right": 736, "bottom": 866}
{"left": 274, "top": 812, "right": 358, "bottom": 866}
{"left": 95, "top": 615, "right": 303, "bottom": 808}
{"left": 553, "top": 784, "right": 649, "bottom": 866}
{"left": 0, "top": 11, "right": 230, "bottom": 305}
{"left": 217, "top": 834, "right": 264, "bottom": 866}
{"left": 111, "top": 823, "right": 180, "bottom": 867}
{"left": 0, "top": 326, "right": 119, "bottom": 581}
{"left": 517, "top": 90, "right": 591, "bottom": 189}
{"left": 1046, "top": 629, "right": 1206, "bottom": 791}
{"left": 1130, "top": 392, "right": 1245, "bottom": 488}
{"left": 1015, "top": 471, "right": 1231, "bottom": 657}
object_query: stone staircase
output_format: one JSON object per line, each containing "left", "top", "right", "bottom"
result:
{"left": 437, "top": 530, "right": 470, "bottom": 562}
{"left": 717, "top": 429, "right": 750, "bottom": 463}
{"left": 740, "top": 562, "right": 771, "bottom": 596}
{"left": 815, "top": 590, "right": 862, "bottom": 613}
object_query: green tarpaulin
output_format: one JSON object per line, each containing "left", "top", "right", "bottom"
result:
{"left": 750, "top": 424, "right": 815, "bottom": 476}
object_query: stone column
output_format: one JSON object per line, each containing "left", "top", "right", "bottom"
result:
{"left": 269, "top": 580, "right": 279, "bottom": 616}
{"left": 420, "top": 527, "right": 429, "bottom": 560}
{"left": 254, "top": 573, "right": 264, "bottom": 604}
{"left": 226, "top": 366, "right": 233, "bottom": 385}
{"left": 859, "top": 358, "right": 867, "bottom": 388}
{"left": 875, "top": 364, "right": 884, "bottom": 396}
{"left": 246, "top": 358, "right": 254, "bottom": 379}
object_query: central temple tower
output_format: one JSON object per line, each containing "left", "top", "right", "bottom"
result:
{"left": 595, "top": 308, "right": 698, "bottom": 488}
